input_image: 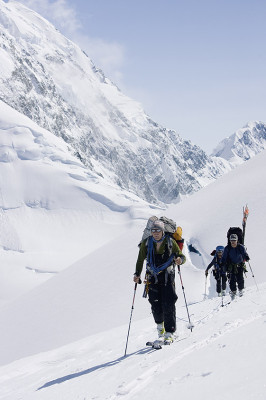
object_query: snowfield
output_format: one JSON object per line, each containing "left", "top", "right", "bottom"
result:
{"left": 0, "top": 97, "right": 265, "bottom": 398}
{"left": 0, "top": 284, "right": 265, "bottom": 400}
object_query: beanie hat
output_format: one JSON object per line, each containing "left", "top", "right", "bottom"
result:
{"left": 151, "top": 220, "right": 164, "bottom": 232}
{"left": 216, "top": 246, "right": 224, "bottom": 253}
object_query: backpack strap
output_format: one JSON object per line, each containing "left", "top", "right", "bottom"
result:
{"left": 146, "top": 236, "right": 175, "bottom": 276}
{"left": 166, "top": 234, "right": 173, "bottom": 256}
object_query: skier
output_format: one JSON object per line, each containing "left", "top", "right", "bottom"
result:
{"left": 221, "top": 233, "right": 250, "bottom": 300}
{"left": 205, "top": 246, "right": 227, "bottom": 296}
{"left": 133, "top": 220, "right": 186, "bottom": 344}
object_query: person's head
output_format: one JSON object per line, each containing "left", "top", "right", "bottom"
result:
{"left": 229, "top": 234, "right": 238, "bottom": 247}
{"left": 216, "top": 245, "right": 224, "bottom": 258}
{"left": 151, "top": 220, "right": 164, "bottom": 241}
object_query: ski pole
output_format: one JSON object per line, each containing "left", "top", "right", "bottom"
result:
{"left": 204, "top": 275, "right": 207, "bottom": 300}
{"left": 124, "top": 282, "right": 138, "bottom": 357}
{"left": 221, "top": 288, "right": 224, "bottom": 307}
{"left": 247, "top": 260, "right": 259, "bottom": 291}
{"left": 177, "top": 266, "right": 194, "bottom": 332}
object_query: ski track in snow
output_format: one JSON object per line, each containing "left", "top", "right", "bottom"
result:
{"left": 0, "top": 286, "right": 265, "bottom": 400}
{"left": 108, "top": 309, "right": 263, "bottom": 400}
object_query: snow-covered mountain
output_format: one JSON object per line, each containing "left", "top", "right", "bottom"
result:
{"left": 0, "top": 127, "right": 265, "bottom": 398}
{"left": 0, "top": 3, "right": 265, "bottom": 398}
{"left": 212, "top": 121, "right": 266, "bottom": 164}
{"left": 0, "top": 0, "right": 235, "bottom": 204}
{"left": 0, "top": 99, "right": 157, "bottom": 303}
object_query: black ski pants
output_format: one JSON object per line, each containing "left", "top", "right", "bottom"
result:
{"left": 228, "top": 267, "right": 245, "bottom": 292}
{"left": 214, "top": 272, "right": 227, "bottom": 293}
{"left": 148, "top": 275, "right": 178, "bottom": 333}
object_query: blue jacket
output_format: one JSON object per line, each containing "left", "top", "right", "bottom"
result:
{"left": 206, "top": 255, "right": 225, "bottom": 274}
{"left": 221, "top": 244, "right": 249, "bottom": 267}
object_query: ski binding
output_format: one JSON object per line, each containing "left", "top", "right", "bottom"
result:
{"left": 146, "top": 340, "right": 164, "bottom": 349}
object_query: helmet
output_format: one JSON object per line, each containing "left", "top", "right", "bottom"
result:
{"left": 216, "top": 246, "right": 224, "bottom": 253}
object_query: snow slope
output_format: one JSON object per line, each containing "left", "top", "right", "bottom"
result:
{"left": 0, "top": 283, "right": 265, "bottom": 400}
{"left": 168, "top": 149, "right": 266, "bottom": 284}
{"left": 0, "top": 124, "right": 265, "bottom": 398}
{"left": 0, "top": 94, "right": 266, "bottom": 397}
{"left": 0, "top": 99, "right": 156, "bottom": 303}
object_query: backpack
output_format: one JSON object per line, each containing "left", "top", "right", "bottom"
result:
{"left": 227, "top": 227, "right": 243, "bottom": 245}
{"left": 140, "top": 216, "right": 158, "bottom": 242}
{"left": 139, "top": 216, "right": 184, "bottom": 250}
{"left": 158, "top": 216, "right": 176, "bottom": 233}
{"left": 159, "top": 216, "right": 184, "bottom": 251}
{"left": 173, "top": 226, "right": 184, "bottom": 250}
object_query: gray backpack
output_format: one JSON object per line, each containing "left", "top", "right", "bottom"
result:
{"left": 140, "top": 216, "right": 177, "bottom": 242}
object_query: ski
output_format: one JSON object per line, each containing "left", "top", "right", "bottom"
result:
{"left": 146, "top": 340, "right": 164, "bottom": 349}
{"left": 146, "top": 336, "right": 186, "bottom": 349}
{"left": 242, "top": 204, "right": 249, "bottom": 245}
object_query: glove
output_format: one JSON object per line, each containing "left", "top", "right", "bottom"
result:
{"left": 133, "top": 273, "right": 142, "bottom": 284}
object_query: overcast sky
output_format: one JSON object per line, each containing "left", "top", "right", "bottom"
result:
{"left": 11, "top": 0, "right": 266, "bottom": 153}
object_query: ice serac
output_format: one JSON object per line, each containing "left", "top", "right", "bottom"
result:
{"left": 0, "top": 1, "right": 232, "bottom": 204}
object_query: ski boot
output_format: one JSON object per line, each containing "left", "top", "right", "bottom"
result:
{"left": 164, "top": 332, "right": 174, "bottom": 345}
{"left": 157, "top": 322, "right": 165, "bottom": 339}
{"left": 239, "top": 289, "right": 244, "bottom": 297}
{"left": 230, "top": 290, "right": 237, "bottom": 300}
{"left": 222, "top": 290, "right": 226, "bottom": 296}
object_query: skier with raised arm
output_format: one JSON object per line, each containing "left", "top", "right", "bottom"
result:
{"left": 221, "top": 233, "right": 250, "bottom": 300}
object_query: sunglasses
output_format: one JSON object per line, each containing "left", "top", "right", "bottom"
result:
{"left": 151, "top": 228, "right": 162, "bottom": 233}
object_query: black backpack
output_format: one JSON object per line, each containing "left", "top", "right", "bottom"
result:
{"left": 227, "top": 227, "right": 243, "bottom": 245}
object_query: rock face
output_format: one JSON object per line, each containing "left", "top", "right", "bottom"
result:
{"left": 0, "top": 1, "right": 258, "bottom": 204}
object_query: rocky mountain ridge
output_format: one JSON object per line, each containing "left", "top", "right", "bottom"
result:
{"left": 212, "top": 121, "right": 266, "bottom": 164}
{"left": 0, "top": 1, "right": 265, "bottom": 204}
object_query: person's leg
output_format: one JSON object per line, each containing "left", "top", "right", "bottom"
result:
{"left": 148, "top": 284, "right": 163, "bottom": 325}
{"left": 162, "top": 280, "right": 178, "bottom": 334}
{"left": 237, "top": 267, "right": 244, "bottom": 291}
{"left": 228, "top": 272, "right": 237, "bottom": 299}
{"left": 222, "top": 274, "right": 227, "bottom": 291}
{"left": 216, "top": 276, "right": 221, "bottom": 294}
{"left": 229, "top": 273, "right": 237, "bottom": 292}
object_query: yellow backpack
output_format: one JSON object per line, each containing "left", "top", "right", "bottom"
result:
{"left": 173, "top": 226, "right": 182, "bottom": 241}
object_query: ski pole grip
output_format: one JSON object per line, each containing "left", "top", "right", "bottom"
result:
{"left": 133, "top": 273, "right": 141, "bottom": 284}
